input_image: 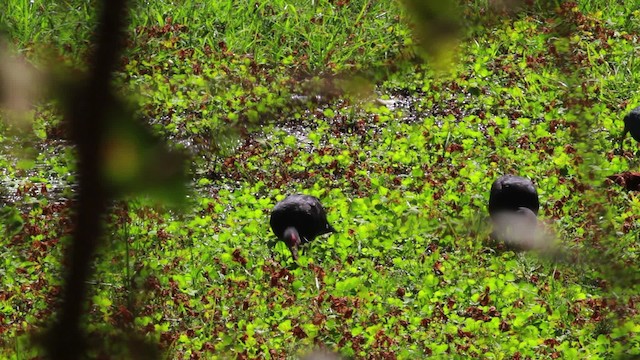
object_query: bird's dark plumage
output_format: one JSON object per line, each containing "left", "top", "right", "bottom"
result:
{"left": 489, "top": 175, "right": 541, "bottom": 250}
{"left": 621, "top": 106, "right": 640, "bottom": 151}
{"left": 270, "top": 194, "right": 336, "bottom": 260}
{"left": 488, "top": 174, "right": 539, "bottom": 217}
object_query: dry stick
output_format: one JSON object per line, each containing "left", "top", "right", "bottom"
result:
{"left": 46, "top": 0, "right": 129, "bottom": 359}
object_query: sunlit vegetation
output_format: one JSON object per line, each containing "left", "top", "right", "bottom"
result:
{"left": 1, "top": 0, "right": 639, "bottom": 358}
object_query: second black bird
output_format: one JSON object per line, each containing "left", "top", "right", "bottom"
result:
{"left": 488, "top": 174, "right": 540, "bottom": 249}
{"left": 489, "top": 174, "right": 539, "bottom": 217}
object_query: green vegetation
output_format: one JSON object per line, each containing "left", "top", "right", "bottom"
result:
{"left": 1, "top": 0, "right": 639, "bottom": 358}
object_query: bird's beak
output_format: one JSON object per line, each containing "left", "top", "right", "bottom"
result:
{"left": 289, "top": 245, "right": 299, "bottom": 261}
{"left": 328, "top": 224, "right": 337, "bottom": 233}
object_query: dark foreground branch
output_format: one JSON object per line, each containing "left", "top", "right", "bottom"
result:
{"left": 45, "top": 0, "right": 129, "bottom": 358}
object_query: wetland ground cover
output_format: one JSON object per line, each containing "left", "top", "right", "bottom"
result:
{"left": 0, "top": 0, "right": 639, "bottom": 358}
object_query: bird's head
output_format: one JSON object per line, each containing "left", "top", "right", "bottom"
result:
{"left": 283, "top": 227, "right": 301, "bottom": 260}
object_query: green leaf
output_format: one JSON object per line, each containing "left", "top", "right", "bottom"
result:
{"left": 278, "top": 320, "right": 292, "bottom": 332}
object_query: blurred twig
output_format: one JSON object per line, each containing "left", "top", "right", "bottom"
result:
{"left": 45, "top": 0, "right": 130, "bottom": 358}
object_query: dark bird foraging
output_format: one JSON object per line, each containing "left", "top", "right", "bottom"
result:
{"left": 489, "top": 175, "right": 542, "bottom": 250}
{"left": 620, "top": 106, "right": 640, "bottom": 151}
{"left": 270, "top": 194, "right": 336, "bottom": 260}
{"left": 489, "top": 174, "right": 539, "bottom": 216}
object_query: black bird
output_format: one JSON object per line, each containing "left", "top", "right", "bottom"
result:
{"left": 488, "top": 175, "right": 540, "bottom": 249}
{"left": 270, "top": 194, "right": 336, "bottom": 260}
{"left": 620, "top": 106, "right": 640, "bottom": 151}
{"left": 488, "top": 174, "right": 539, "bottom": 217}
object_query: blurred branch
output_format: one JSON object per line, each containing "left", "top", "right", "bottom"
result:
{"left": 45, "top": 0, "right": 130, "bottom": 358}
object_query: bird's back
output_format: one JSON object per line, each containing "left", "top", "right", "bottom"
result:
{"left": 489, "top": 175, "right": 539, "bottom": 216}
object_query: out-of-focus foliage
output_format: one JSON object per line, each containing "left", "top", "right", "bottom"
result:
{"left": 0, "top": 0, "right": 639, "bottom": 358}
